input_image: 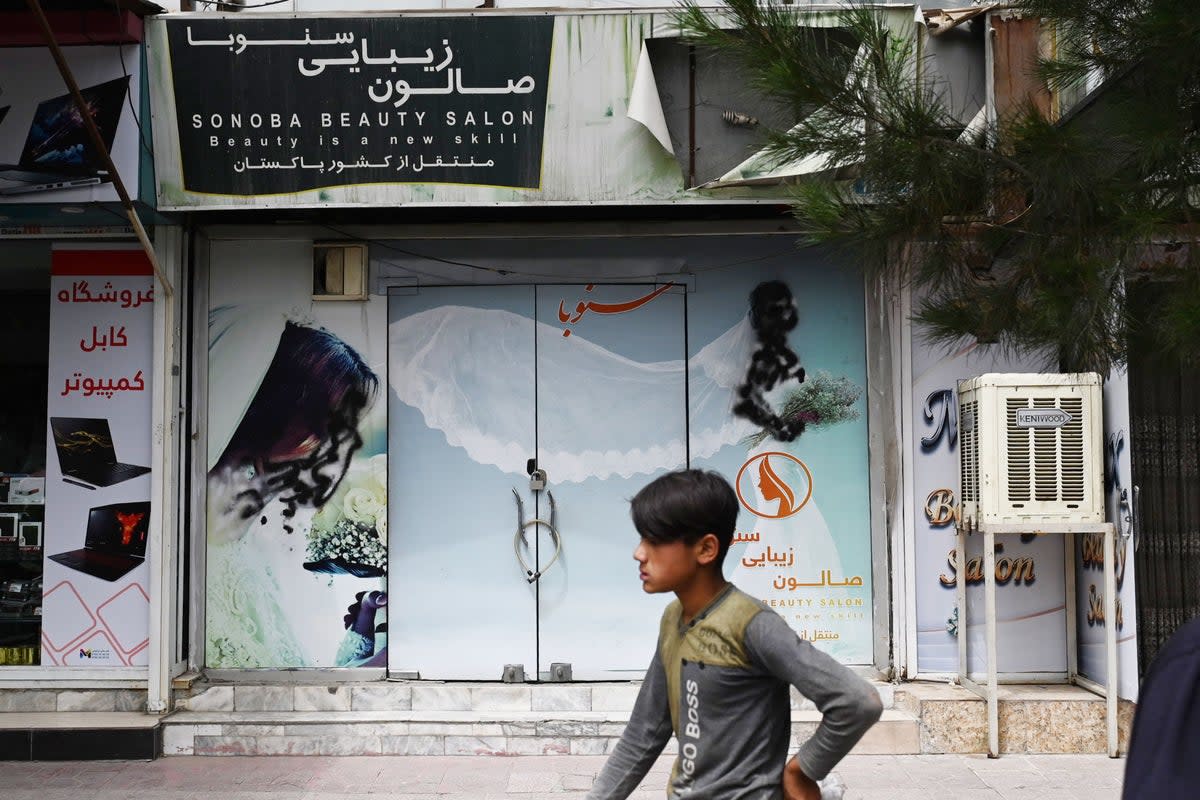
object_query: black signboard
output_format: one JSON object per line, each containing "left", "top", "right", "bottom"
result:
{"left": 165, "top": 17, "right": 554, "bottom": 196}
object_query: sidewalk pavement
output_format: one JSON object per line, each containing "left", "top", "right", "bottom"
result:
{"left": 1, "top": 754, "right": 1125, "bottom": 799}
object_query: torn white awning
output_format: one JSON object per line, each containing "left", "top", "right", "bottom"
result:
{"left": 627, "top": 40, "right": 674, "bottom": 154}
{"left": 694, "top": 42, "right": 870, "bottom": 191}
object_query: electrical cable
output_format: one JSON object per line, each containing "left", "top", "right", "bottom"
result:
{"left": 111, "top": 6, "right": 155, "bottom": 159}
{"left": 320, "top": 223, "right": 801, "bottom": 282}
{"left": 194, "top": 0, "right": 294, "bottom": 11}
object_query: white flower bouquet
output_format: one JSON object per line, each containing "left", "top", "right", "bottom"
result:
{"left": 303, "top": 453, "right": 388, "bottom": 577}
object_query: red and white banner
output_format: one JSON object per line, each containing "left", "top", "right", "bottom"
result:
{"left": 42, "top": 247, "right": 154, "bottom": 666}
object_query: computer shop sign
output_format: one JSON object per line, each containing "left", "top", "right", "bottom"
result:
{"left": 42, "top": 248, "right": 154, "bottom": 667}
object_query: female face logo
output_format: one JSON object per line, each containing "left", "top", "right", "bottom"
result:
{"left": 735, "top": 452, "right": 813, "bottom": 519}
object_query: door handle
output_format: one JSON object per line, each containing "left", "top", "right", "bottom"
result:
{"left": 1131, "top": 484, "right": 1141, "bottom": 552}
{"left": 512, "top": 489, "right": 562, "bottom": 583}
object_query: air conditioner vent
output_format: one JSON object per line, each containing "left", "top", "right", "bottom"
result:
{"left": 958, "top": 373, "right": 1103, "bottom": 527}
{"left": 961, "top": 399, "right": 979, "bottom": 502}
{"left": 1005, "top": 398, "right": 1030, "bottom": 502}
{"left": 313, "top": 242, "right": 369, "bottom": 301}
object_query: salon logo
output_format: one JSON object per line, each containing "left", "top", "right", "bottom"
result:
{"left": 78, "top": 648, "right": 112, "bottom": 660}
{"left": 735, "top": 452, "right": 812, "bottom": 519}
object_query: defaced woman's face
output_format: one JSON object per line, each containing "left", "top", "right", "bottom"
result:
{"left": 208, "top": 416, "right": 357, "bottom": 543}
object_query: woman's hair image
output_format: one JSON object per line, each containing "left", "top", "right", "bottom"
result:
{"left": 757, "top": 456, "right": 796, "bottom": 517}
{"left": 212, "top": 321, "right": 379, "bottom": 526}
{"left": 733, "top": 280, "right": 808, "bottom": 443}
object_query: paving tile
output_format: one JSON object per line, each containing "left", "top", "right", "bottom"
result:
{"left": 562, "top": 773, "right": 595, "bottom": 791}
{"left": 294, "top": 687, "right": 353, "bottom": 712}
{"left": 531, "top": 686, "right": 592, "bottom": 712}
{"left": 0, "top": 690, "right": 57, "bottom": 710}
{"left": 180, "top": 687, "right": 235, "bottom": 712}
{"left": 113, "top": 691, "right": 147, "bottom": 713}
{"left": 351, "top": 685, "right": 412, "bottom": 712}
{"left": 317, "top": 735, "right": 383, "bottom": 756}
{"left": 590, "top": 684, "right": 640, "bottom": 712}
{"left": 444, "top": 735, "right": 508, "bottom": 755}
{"left": 381, "top": 735, "right": 445, "bottom": 756}
{"left": 570, "top": 737, "right": 611, "bottom": 755}
{"left": 161, "top": 726, "right": 195, "bottom": 756}
{"left": 503, "top": 736, "right": 571, "bottom": 756}
{"left": 0, "top": 752, "right": 1127, "bottom": 798}
{"left": 505, "top": 770, "right": 562, "bottom": 792}
{"left": 232, "top": 686, "right": 293, "bottom": 712}
{"left": 470, "top": 686, "right": 532, "bottom": 712}
{"left": 55, "top": 691, "right": 119, "bottom": 712}
{"left": 411, "top": 685, "right": 472, "bottom": 712}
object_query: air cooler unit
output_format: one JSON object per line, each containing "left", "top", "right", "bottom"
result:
{"left": 957, "top": 372, "right": 1104, "bottom": 529}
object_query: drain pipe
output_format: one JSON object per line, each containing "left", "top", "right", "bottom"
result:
{"left": 24, "top": 0, "right": 174, "bottom": 299}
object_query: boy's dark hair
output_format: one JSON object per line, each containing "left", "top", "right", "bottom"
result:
{"left": 631, "top": 469, "right": 739, "bottom": 565}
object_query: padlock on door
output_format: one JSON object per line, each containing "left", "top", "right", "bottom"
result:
{"left": 529, "top": 468, "right": 547, "bottom": 492}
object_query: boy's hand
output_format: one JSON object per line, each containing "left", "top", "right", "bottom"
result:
{"left": 782, "top": 758, "right": 821, "bottom": 800}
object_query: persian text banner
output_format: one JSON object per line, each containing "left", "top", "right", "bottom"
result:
{"left": 164, "top": 17, "right": 553, "bottom": 195}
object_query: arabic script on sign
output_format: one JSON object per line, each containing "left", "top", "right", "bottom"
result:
{"left": 185, "top": 29, "right": 538, "bottom": 107}
{"left": 557, "top": 283, "right": 676, "bottom": 337}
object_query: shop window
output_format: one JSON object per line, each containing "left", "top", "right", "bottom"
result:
{"left": 0, "top": 288, "right": 49, "bottom": 667}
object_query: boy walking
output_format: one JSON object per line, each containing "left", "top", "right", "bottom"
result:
{"left": 587, "top": 469, "right": 882, "bottom": 800}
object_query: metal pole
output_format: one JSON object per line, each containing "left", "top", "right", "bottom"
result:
{"left": 24, "top": 0, "right": 175, "bottom": 298}
{"left": 984, "top": 528, "right": 999, "bottom": 758}
{"left": 956, "top": 525, "right": 968, "bottom": 687}
{"left": 1103, "top": 524, "right": 1119, "bottom": 757}
{"left": 1065, "top": 532, "right": 1078, "bottom": 681}
{"left": 145, "top": 224, "right": 179, "bottom": 714}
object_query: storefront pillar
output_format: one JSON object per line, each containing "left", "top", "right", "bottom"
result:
{"left": 146, "top": 224, "right": 183, "bottom": 714}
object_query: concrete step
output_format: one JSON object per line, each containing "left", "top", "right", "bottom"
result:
{"left": 166, "top": 679, "right": 1133, "bottom": 756}
{"left": 161, "top": 707, "right": 921, "bottom": 757}
{"left": 0, "top": 711, "right": 162, "bottom": 761}
{"left": 895, "top": 681, "right": 1135, "bottom": 755}
{"left": 174, "top": 680, "right": 897, "bottom": 714}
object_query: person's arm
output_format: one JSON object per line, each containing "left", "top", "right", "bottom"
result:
{"left": 585, "top": 646, "right": 674, "bottom": 800}
{"left": 744, "top": 611, "right": 883, "bottom": 783}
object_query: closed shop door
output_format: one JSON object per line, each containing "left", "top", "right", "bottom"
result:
{"left": 387, "top": 283, "right": 683, "bottom": 679}
{"left": 534, "top": 284, "right": 685, "bottom": 680}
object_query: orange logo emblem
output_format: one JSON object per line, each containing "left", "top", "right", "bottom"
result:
{"left": 735, "top": 452, "right": 813, "bottom": 519}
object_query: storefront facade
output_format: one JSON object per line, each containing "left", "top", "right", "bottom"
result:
{"left": 148, "top": 4, "right": 1143, "bottom": 687}
{"left": 194, "top": 229, "right": 888, "bottom": 681}
{"left": 144, "top": 9, "right": 900, "bottom": 681}
{"left": 0, "top": 4, "right": 1146, "bottom": 761}
{"left": 0, "top": 9, "right": 188, "bottom": 754}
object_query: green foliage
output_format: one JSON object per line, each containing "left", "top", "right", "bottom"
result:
{"left": 679, "top": 0, "right": 1200, "bottom": 373}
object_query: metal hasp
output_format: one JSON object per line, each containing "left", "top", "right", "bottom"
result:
{"left": 512, "top": 488, "right": 563, "bottom": 584}
{"left": 955, "top": 520, "right": 1120, "bottom": 758}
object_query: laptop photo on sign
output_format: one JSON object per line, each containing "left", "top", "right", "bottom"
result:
{"left": 0, "top": 75, "right": 129, "bottom": 196}
{"left": 49, "top": 501, "right": 151, "bottom": 582}
{"left": 50, "top": 416, "right": 151, "bottom": 489}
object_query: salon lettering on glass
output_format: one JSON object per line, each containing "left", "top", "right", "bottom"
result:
{"left": 938, "top": 542, "right": 1038, "bottom": 587}
{"left": 921, "top": 388, "right": 958, "bottom": 452}
{"left": 925, "top": 488, "right": 956, "bottom": 527}
{"left": 1087, "top": 583, "right": 1125, "bottom": 629}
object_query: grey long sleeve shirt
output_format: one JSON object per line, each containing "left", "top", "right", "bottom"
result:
{"left": 586, "top": 584, "right": 882, "bottom": 800}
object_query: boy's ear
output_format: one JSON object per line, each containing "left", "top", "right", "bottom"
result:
{"left": 694, "top": 533, "right": 721, "bottom": 566}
